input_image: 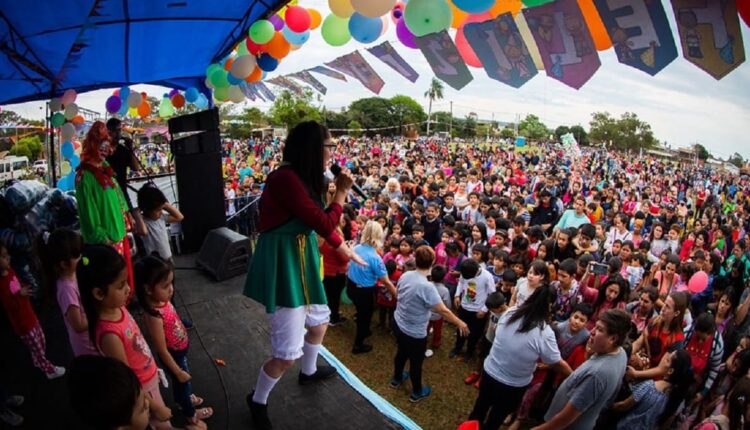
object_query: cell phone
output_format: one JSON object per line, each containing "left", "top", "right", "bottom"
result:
{"left": 589, "top": 263, "right": 609, "bottom": 275}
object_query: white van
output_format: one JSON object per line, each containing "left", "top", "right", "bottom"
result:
{"left": 0, "top": 156, "right": 30, "bottom": 181}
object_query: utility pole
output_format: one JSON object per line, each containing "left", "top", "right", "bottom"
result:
{"left": 449, "top": 101, "right": 453, "bottom": 137}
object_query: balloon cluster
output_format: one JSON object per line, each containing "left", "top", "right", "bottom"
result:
{"left": 104, "top": 87, "right": 208, "bottom": 120}
{"left": 48, "top": 89, "right": 83, "bottom": 192}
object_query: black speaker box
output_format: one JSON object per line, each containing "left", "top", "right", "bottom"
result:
{"left": 171, "top": 130, "right": 221, "bottom": 156}
{"left": 196, "top": 227, "right": 251, "bottom": 281}
{"left": 167, "top": 108, "right": 220, "bottom": 134}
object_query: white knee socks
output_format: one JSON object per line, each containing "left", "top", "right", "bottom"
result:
{"left": 301, "top": 342, "right": 321, "bottom": 376}
{"left": 252, "top": 367, "right": 280, "bottom": 405}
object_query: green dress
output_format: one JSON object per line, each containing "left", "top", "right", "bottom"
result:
{"left": 75, "top": 162, "right": 127, "bottom": 244}
{"left": 244, "top": 217, "right": 328, "bottom": 313}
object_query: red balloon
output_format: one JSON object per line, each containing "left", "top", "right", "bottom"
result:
{"left": 285, "top": 6, "right": 312, "bottom": 33}
{"left": 456, "top": 12, "right": 493, "bottom": 68}
{"left": 246, "top": 38, "right": 265, "bottom": 55}
{"left": 688, "top": 271, "right": 709, "bottom": 294}
{"left": 456, "top": 421, "right": 479, "bottom": 430}
{"left": 171, "top": 94, "right": 186, "bottom": 109}
{"left": 739, "top": 0, "right": 750, "bottom": 28}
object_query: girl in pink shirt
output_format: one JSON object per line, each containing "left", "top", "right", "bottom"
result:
{"left": 136, "top": 256, "right": 212, "bottom": 429}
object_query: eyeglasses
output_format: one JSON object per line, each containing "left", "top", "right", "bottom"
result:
{"left": 324, "top": 144, "right": 336, "bottom": 149}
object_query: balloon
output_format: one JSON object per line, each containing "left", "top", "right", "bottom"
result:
{"left": 213, "top": 86, "right": 229, "bottom": 102}
{"left": 70, "top": 154, "right": 80, "bottom": 169}
{"left": 349, "top": 12, "right": 383, "bottom": 43}
{"left": 404, "top": 0, "right": 452, "bottom": 37}
{"left": 119, "top": 86, "right": 130, "bottom": 101}
{"left": 391, "top": 2, "right": 405, "bottom": 24}
{"left": 329, "top": 0, "right": 355, "bottom": 18}
{"left": 452, "top": 0, "right": 493, "bottom": 14}
{"left": 158, "top": 97, "right": 175, "bottom": 118}
{"left": 57, "top": 175, "right": 70, "bottom": 191}
{"left": 456, "top": 12, "right": 492, "bottom": 68}
{"left": 64, "top": 102, "right": 78, "bottom": 120}
{"left": 205, "top": 63, "right": 223, "bottom": 78}
{"left": 245, "top": 66, "right": 263, "bottom": 83}
{"left": 688, "top": 271, "right": 709, "bottom": 294}
{"left": 223, "top": 57, "right": 235, "bottom": 71}
{"left": 196, "top": 94, "right": 209, "bottom": 109}
{"left": 321, "top": 14, "right": 352, "bottom": 46}
{"left": 396, "top": 17, "right": 418, "bottom": 49}
{"left": 117, "top": 100, "right": 129, "bottom": 116}
{"left": 71, "top": 115, "right": 84, "bottom": 125}
{"left": 61, "top": 123, "right": 76, "bottom": 141}
{"left": 488, "top": 0, "right": 522, "bottom": 17}
{"left": 456, "top": 421, "right": 479, "bottom": 430}
{"left": 380, "top": 15, "right": 389, "bottom": 37}
{"left": 352, "top": 0, "right": 396, "bottom": 18}
{"left": 282, "top": 26, "right": 311, "bottom": 45}
{"left": 60, "top": 161, "right": 71, "bottom": 176}
{"left": 230, "top": 55, "right": 257, "bottom": 79}
{"left": 73, "top": 121, "right": 84, "bottom": 132}
{"left": 236, "top": 40, "right": 250, "bottom": 55}
{"left": 285, "top": 5, "right": 312, "bottom": 32}
{"left": 246, "top": 38, "right": 265, "bottom": 55}
{"left": 51, "top": 112, "right": 66, "bottom": 127}
{"left": 209, "top": 68, "right": 230, "bottom": 88}
{"left": 269, "top": 14, "right": 285, "bottom": 31}
{"left": 205, "top": 77, "right": 215, "bottom": 89}
{"left": 127, "top": 107, "right": 137, "bottom": 117}
{"left": 185, "top": 87, "right": 200, "bottom": 103}
{"left": 104, "top": 94, "right": 119, "bottom": 113}
{"left": 228, "top": 85, "right": 245, "bottom": 103}
{"left": 227, "top": 74, "right": 243, "bottom": 85}
{"left": 249, "top": 20, "right": 275, "bottom": 44}
{"left": 578, "top": 0, "right": 612, "bottom": 51}
{"left": 449, "top": 2, "right": 468, "bottom": 28}
{"left": 127, "top": 92, "right": 142, "bottom": 108}
{"left": 266, "top": 32, "right": 291, "bottom": 59}
{"left": 61, "top": 88, "right": 77, "bottom": 105}
{"left": 168, "top": 88, "right": 180, "bottom": 98}
{"left": 740, "top": 0, "right": 750, "bottom": 28}
{"left": 257, "top": 53, "right": 280, "bottom": 72}
{"left": 61, "top": 141, "right": 74, "bottom": 159}
{"left": 522, "top": 0, "right": 553, "bottom": 6}
{"left": 138, "top": 101, "right": 151, "bottom": 117}
{"left": 171, "top": 94, "right": 186, "bottom": 109}
{"left": 309, "top": 9, "right": 322, "bottom": 29}
{"left": 50, "top": 98, "right": 63, "bottom": 112}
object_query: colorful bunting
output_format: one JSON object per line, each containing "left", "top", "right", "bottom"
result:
{"left": 267, "top": 76, "right": 305, "bottom": 95}
{"left": 367, "top": 41, "right": 420, "bottom": 83}
{"left": 325, "top": 51, "right": 386, "bottom": 94}
{"left": 415, "top": 30, "right": 474, "bottom": 90}
{"left": 523, "top": 0, "right": 601, "bottom": 89}
{"left": 463, "top": 14, "right": 538, "bottom": 88}
{"left": 308, "top": 65, "right": 348, "bottom": 81}
{"left": 671, "top": 0, "right": 746, "bottom": 80}
{"left": 288, "top": 70, "right": 328, "bottom": 94}
{"left": 594, "top": 0, "right": 677, "bottom": 76}
{"left": 254, "top": 82, "right": 276, "bottom": 101}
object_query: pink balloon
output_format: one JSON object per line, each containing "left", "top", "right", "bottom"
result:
{"left": 688, "top": 271, "right": 709, "bottom": 294}
{"left": 396, "top": 17, "right": 417, "bottom": 49}
{"left": 456, "top": 12, "right": 493, "bottom": 68}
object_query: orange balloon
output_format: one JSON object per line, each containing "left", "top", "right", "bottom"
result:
{"left": 72, "top": 115, "right": 84, "bottom": 125}
{"left": 137, "top": 101, "right": 151, "bottom": 117}
{"left": 224, "top": 57, "right": 235, "bottom": 71}
{"left": 245, "top": 66, "right": 263, "bottom": 83}
{"left": 488, "top": 0, "right": 522, "bottom": 17}
{"left": 171, "top": 93, "right": 186, "bottom": 109}
{"left": 308, "top": 9, "right": 322, "bottom": 30}
{"left": 450, "top": 3, "right": 469, "bottom": 29}
{"left": 578, "top": 0, "right": 612, "bottom": 51}
{"left": 266, "top": 32, "right": 291, "bottom": 60}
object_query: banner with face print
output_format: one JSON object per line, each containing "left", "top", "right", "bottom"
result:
{"left": 415, "top": 30, "right": 474, "bottom": 90}
{"left": 325, "top": 51, "right": 386, "bottom": 95}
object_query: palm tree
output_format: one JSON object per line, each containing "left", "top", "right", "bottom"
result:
{"left": 424, "top": 78, "right": 444, "bottom": 135}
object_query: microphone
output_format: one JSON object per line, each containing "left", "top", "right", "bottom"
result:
{"left": 329, "top": 163, "right": 367, "bottom": 201}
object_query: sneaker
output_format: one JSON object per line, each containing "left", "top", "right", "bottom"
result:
{"left": 46, "top": 366, "right": 66, "bottom": 380}
{"left": 464, "top": 371, "right": 480, "bottom": 385}
{"left": 298, "top": 365, "right": 337, "bottom": 385}
{"left": 389, "top": 371, "right": 409, "bottom": 388}
{"left": 328, "top": 316, "right": 348, "bottom": 327}
{"left": 246, "top": 391, "right": 272, "bottom": 430}
{"left": 0, "top": 410, "right": 23, "bottom": 427}
{"left": 425, "top": 349, "right": 434, "bottom": 358}
{"left": 473, "top": 375, "right": 482, "bottom": 389}
{"left": 352, "top": 344, "right": 373, "bottom": 354}
{"left": 409, "top": 386, "right": 432, "bottom": 403}
{"left": 5, "top": 395, "right": 24, "bottom": 408}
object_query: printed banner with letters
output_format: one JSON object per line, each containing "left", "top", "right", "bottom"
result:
{"left": 367, "top": 41, "right": 420, "bottom": 83}
{"left": 308, "top": 65, "right": 348, "bottom": 82}
{"left": 288, "top": 70, "right": 328, "bottom": 95}
{"left": 415, "top": 30, "right": 474, "bottom": 90}
{"left": 266, "top": 76, "right": 305, "bottom": 96}
{"left": 325, "top": 51, "right": 385, "bottom": 94}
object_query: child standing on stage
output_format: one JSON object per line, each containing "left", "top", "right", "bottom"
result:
{"left": 135, "top": 255, "right": 211, "bottom": 429}
{"left": 137, "top": 185, "right": 184, "bottom": 262}
{"left": 0, "top": 242, "right": 65, "bottom": 379}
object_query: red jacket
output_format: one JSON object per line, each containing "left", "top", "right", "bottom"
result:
{"left": 0, "top": 268, "right": 38, "bottom": 335}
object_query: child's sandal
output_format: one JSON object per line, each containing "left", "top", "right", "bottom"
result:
{"left": 196, "top": 407, "right": 213, "bottom": 420}
{"left": 190, "top": 394, "right": 204, "bottom": 407}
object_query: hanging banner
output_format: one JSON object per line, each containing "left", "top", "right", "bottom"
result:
{"left": 288, "top": 70, "right": 328, "bottom": 95}
{"left": 594, "top": 0, "right": 677, "bottom": 75}
{"left": 671, "top": 0, "right": 745, "bottom": 80}
{"left": 308, "top": 65, "right": 348, "bottom": 82}
{"left": 254, "top": 82, "right": 276, "bottom": 102}
{"left": 523, "top": 0, "right": 601, "bottom": 89}
{"left": 415, "top": 30, "right": 474, "bottom": 90}
{"left": 463, "top": 13, "right": 538, "bottom": 88}
{"left": 240, "top": 83, "right": 259, "bottom": 101}
{"left": 325, "top": 51, "right": 386, "bottom": 95}
{"left": 367, "top": 41, "right": 420, "bottom": 83}
{"left": 267, "top": 76, "right": 305, "bottom": 96}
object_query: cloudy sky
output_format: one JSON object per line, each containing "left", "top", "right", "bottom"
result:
{"left": 5, "top": 0, "right": 750, "bottom": 159}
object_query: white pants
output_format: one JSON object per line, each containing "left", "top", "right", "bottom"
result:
{"left": 268, "top": 305, "right": 330, "bottom": 360}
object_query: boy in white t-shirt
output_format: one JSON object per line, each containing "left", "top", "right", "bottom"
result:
{"left": 450, "top": 259, "right": 496, "bottom": 362}
{"left": 136, "top": 185, "right": 184, "bottom": 262}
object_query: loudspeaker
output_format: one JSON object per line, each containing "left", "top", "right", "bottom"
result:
{"left": 171, "top": 130, "right": 221, "bottom": 156}
{"left": 196, "top": 227, "right": 251, "bottom": 281}
{"left": 174, "top": 150, "right": 225, "bottom": 253}
{"left": 168, "top": 108, "right": 220, "bottom": 134}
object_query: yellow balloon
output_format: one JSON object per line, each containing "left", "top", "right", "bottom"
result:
{"left": 128, "top": 107, "right": 138, "bottom": 117}
{"left": 309, "top": 9, "right": 323, "bottom": 29}
{"left": 329, "top": 0, "right": 354, "bottom": 18}
{"left": 514, "top": 13, "right": 544, "bottom": 71}
{"left": 61, "top": 161, "right": 71, "bottom": 175}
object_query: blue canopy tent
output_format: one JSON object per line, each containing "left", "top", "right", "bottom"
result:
{"left": 0, "top": 0, "right": 288, "bottom": 105}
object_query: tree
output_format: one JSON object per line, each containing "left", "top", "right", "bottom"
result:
{"left": 554, "top": 125, "right": 571, "bottom": 142}
{"left": 424, "top": 78, "right": 444, "bottom": 135}
{"left": 268, "top": 89, "right": 321, "bottom": 130}
{"left": 390, "top": 95, "right": 427, "bottom": 135}
{"left": 518, "top": 114, "right": 549, "bottom": 141}
{"left": 322, "top": 108, "right": 350, "bottom": 131}
{"left": 348, "top": 120, "right": 363, "bottom": 138}
{"left": 348, "top": 97, "right": 393, "bottom": 133}
{"left": 589, "top": 111, "right": 656, "bottom": 151}
{"left": 10, "top": 135, "right": 43, "bottom": 160}
{"left": 569, "top": 125, "right": 589, "bottom": 146}
{"left": 694, "top": 143, "right": 711, "bottom": 161}
{"left": 588, "top": 111, "right": 618, "bottom": 147}
{"left": 500, "top": 127, "right": 516, "bottom": 139}
{"left": 728, "top": 152, "right": 745, "bottom": 168}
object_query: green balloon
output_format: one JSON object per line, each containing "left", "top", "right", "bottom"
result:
{"left": 209, "top": 68, "right": 230, "bottom": 88}
{"left": 236, "top": 42, "right": 250, "bottom": 56}
{"left": 522, "top": 0, "right": 554, "bottom": 6}
{"left": 403, "top": 0, "right": 452, "bottom": 37}
{"left": 249, "top": 20, "right": 275, "bottom": 44}
{"left": 51, "top": 112, "right": 65, "bottom": 127}
{"left": 205, "top": 63, "right": 222, "bottom": 78}
{"left": 321, "top": 14, "right": 351, "bottom": 47}
{"left": 213, "top": 86, "right": 229, "bottom": 102}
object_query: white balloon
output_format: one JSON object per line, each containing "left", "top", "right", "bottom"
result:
{"left": 127, "top": 92, "right": 142, "bottom": 108}
{"left": 61, "top": 123, "right": 76, "bottom": 141}
{"left": 64, "top": 103, "right": 78, "bottom": 120}
{"left": 230, "top": 55, "right": 257, "bottom": 79}
{"left": 205, "top": 77, "right": 215, "bottom": 89}
{"left": 228, "top": 85, "right": 245, "bottom": 103}
{"left": 50, "top": 98, "right": 63, "bottom": 112}
{"left": 61, "top": 88, "right": 77, "bottom": 105}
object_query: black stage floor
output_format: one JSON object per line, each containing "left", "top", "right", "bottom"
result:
{"left": 0, "top": 253, "right": 404, "bottom": 430}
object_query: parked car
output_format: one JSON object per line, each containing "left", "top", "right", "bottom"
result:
{"left": 33, "top": 159, "right": 48, "bottom": 175}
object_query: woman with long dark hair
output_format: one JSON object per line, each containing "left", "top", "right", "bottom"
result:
{"left": 243, "top": 121, "right": 363, "bottom": 430}
{"left": 468, "top": 285, "right": 572, "bottom": 430}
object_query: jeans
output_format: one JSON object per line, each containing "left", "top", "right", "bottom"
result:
{"left": 164, "top": 348, "right": 195, "bottom": 418}
{"left": 453, "top": 308, "right": 486, "bottom": 356}
{"left": 469, "top": 371, "right": 528, "bottom": 430}
{"left": 346, "top": 280, "right": 376, "bottom": 347}
{"left": 393, "top": 323, "right": 427, "bottom": 394}
{"left": 323, "top": 274, "right": 346, "bottom": 323}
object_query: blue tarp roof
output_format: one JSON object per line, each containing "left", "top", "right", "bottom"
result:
{"left": 0, "top": 0, "right": 288, "bottom": 105}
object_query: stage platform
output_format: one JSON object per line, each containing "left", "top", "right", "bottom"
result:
{"left": 0, "top": 253, "right": 408, "bottom": 429}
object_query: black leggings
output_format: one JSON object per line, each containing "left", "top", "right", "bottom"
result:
{"left": 323, "top": 273, "right": 346, "bottom": 323}
{"left": 469, "top": 371, "right": 528, "bottom": 430}
{"left": 346, "top": 280, "right": 376, "bottom": 347}
{"left": 393, "top": 322, "right": 427, "bottom": 394}
{"left": 453, "top": 308, "right": 486, "bottom": 356}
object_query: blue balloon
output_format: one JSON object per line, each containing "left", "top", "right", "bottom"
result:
{"left": 118, "top": 100, "right": 128, "bottom": 116}
{"left": 349, "top": 12, "right": 383, "bottom": 44}
{"left": 452, "top": 0, "right": 494, "bottom": 14}
{"left": 227, "top": 74, "right": 243, "bottom": 85}
{"left": 119, "top": 86, "right": 130, "bottom": 101}
{"left": 257, "top": 53, "right": 279, "bottom": 72}
{"left": 185, "top": 87, "right": 200, "bottom": 103}
{"left": 70, "top": 154, "right": 80, "bottom": 169}
{"left": 57, "top": 174, "right": 72, "bottom": 191}
{"left": 61, "top": 141, "right": 74, "bottom": 159}
{"left": 195, "top": 94, "right": 208, "bottom": 109}
{"left": 282, "top": 26, "right": 310, "bottom": 45}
